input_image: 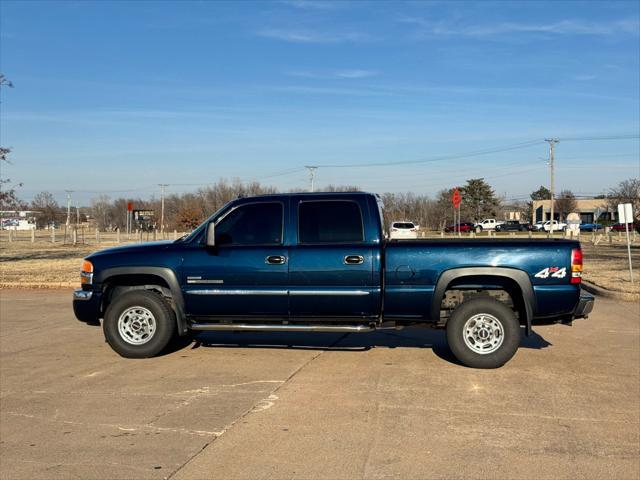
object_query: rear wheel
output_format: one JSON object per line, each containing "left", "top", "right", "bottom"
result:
{"left": 446, "top": 297, "right": 520, "bottom": 368}
{"left": 103, "top": 290, "right": 176, "bottom": 358}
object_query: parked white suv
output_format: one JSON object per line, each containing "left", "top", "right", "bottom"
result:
{"left": 474, "top": 219, "right": 505, "bottom": 232}
{"left": 390, "top": 221, "right": 419, "bottom": 239}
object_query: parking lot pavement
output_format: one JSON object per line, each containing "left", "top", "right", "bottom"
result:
{"left": 1, "top": 290, "right": 638, "bottom": 479}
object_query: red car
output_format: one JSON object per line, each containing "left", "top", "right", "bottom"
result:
{"left": 610, "top": 222, "right": 638, "bottom": 232}
{"left": 444, "top": 222, "right": 475, "bottom": 233}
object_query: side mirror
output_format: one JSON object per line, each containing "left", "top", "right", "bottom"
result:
{"left": 206, "top": 222, "right": 216, "bottom": 247}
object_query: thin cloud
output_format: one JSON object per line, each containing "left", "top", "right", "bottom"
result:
{"left": 400, "top": 17, "right": 640, "bottom": 37}
{"left": 335, "top": 69, "right": 378, "bottom": 79}
{"left": 574, "top": 74, "right": 596, "bottom": 81}
{"left": 287, "top": 69, "right": 379, "bottom": 79}
{"left": 270, "top": 85, "right": 396, "bottom": 97}
{"left": 279, "top": 0, "right": 346, "bottom": 10}
{"left": 257, "top": 28, "right": 370, "bottom": 43}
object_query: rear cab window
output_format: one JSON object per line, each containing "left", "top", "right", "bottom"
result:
{"left": 392, "top": 222, "right": 415, "bottom": 229}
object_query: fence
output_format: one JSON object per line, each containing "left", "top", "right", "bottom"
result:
{"left": 1, "top": 226, "right": 637, "bottom": 247}
{"left": 0, "top": 227, "right": 189, "bottom": 246}
{"left": 419, "top": 228, "right": 638, "bottom": 245}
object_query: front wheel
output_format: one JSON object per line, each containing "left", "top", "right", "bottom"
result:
{"left": 103, "top": 290, "right": 176, "bottom": 358}
{"left": 446, "top": 297, "right": 520, "bottom": 368}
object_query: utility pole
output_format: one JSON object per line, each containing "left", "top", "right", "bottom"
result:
{"left": 544, "top": 138, "right": 559, "bottom": 237}
{"left": 158, "top": 184, "right": 168, "bottom": 235}
{"left": 305, "top": 166, "right": 317, "bottom": 192}
{"left": 65, "top": 190, "right": 74, "bottom": 227}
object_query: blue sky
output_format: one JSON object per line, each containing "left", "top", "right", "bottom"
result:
{"left": 1, "top": 0, "right": 639, "bottom": 205}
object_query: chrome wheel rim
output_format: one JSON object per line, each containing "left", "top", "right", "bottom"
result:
{"left": 463, "top": 313, "right": 504, "bottom": 355}
{"left": 117, "top": 306, "right": 156, "bottom": 345}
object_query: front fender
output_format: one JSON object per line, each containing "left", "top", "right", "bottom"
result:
{"left": 96, "top": 266, "right": 188, "bottom": 335}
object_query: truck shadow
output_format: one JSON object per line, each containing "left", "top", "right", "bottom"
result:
{"left": 175, "top": 327, "right": 552, "bottom": 366}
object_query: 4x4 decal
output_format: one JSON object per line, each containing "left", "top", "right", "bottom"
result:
{"left": 534, "top": 267, "right": 567, "bottom": 279}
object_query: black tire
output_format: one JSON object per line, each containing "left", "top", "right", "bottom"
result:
{"left": 103, "top": 290, "right": 176, "bottom": 358}
{"left": 446, "top": 297, "right": 520, "bottom": 369}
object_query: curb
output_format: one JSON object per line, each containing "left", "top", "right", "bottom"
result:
{"left": 581, "top": 280, "right": 631, "bottom": 300}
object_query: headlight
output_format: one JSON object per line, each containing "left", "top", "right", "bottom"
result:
{"left": 81, "top": 260, "right": 94, "bottom": 285}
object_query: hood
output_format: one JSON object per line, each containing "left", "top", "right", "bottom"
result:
{"left": 87, "top": 240, "right": 174, "bottom": 259}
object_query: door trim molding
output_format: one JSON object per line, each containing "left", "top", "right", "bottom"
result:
{"left": 187, "top": 289, "right": 288, "bottom": 296}
{"left": 186, "top": 289, "right": 372, "bottom": 297}
{"left": 289, "top": 290, "right": 370, "bottom": 296}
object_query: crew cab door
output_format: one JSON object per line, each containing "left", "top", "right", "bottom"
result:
{"left": 181, "top": 200, "right": 289, "bottom": 317}
{"left": 288, "top": 197, "right": 377, "bottom": 319}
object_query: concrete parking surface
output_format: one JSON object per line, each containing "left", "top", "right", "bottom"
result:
{"left": 0, "top": 290, "right": 638, "bottom": 479}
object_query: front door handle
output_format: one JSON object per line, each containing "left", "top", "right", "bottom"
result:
{"left": 266, "top": 255, "right": 287, "bottom": 265}
{"left": 344, "top": 255, "right": 364, "bottom": 265}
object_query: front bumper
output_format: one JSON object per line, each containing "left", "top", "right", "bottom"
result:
{"left": 73, "top": 289, "right": 102, "bottom": 325}
{"left": 573, "top": 292, "right": 595, "bottom": 319}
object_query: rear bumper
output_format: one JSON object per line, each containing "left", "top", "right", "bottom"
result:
{"left": 73, "top": 289, "right": 102, "bottom": 325}
{"left": 573, "top": 292, "right": 595, "bottom": 319}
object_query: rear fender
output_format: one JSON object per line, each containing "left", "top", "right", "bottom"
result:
{"left": 432, "top": 267, "right": 535, "bottom": 335}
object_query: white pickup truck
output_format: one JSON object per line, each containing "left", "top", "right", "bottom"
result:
{"left": 542, "top": 220, "right": 567, "bottom": 232}
{"left": 474, "top": 219, "right": 505, "bottom": 232}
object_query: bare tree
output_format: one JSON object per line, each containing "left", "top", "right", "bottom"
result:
{"left": 554, "top": 190, "right": 577, "bottom": 221}
{"left": 31, "top": 191, "right": 60, "bottom": 226}
{"left": 0, "top": 147, "right": 25, "bottom": 210}
{"left": 608, "top": 178, "right": 640, "bottom": 221}
{"left": 91, "top": 194, "right": 114, "bottom": 231}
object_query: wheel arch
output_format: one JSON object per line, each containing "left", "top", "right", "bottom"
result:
{"left": 96, "top": 267, "right": 188, "bottom": 335}
{"left": 432, "top": 267, "right": 535, "bottom": 335}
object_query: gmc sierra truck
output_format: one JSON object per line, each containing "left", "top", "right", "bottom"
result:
{"left": 73, "top": 192, "right": 594, "bottom": 368}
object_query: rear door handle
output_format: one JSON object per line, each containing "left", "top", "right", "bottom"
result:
{"left": 266, "top": 255, "right": 287, "bottom": 265}
{"left": 344, "top": 255, "right": 364, "bottom": 265}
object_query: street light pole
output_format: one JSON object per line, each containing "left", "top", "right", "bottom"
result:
{"left": 65, "top": 190, "right": 74, "bottom": 227}
{"left": 305, "top": 166, "right": 317, "bottom": 192}
{"left": 159, "top": 184, "right": 168, "bottom": 236}
{"left": 545, "top": 138, "right": 559, "bottom": 237}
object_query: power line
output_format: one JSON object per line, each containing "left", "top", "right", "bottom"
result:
{"left": 560, "top": 134, "right": 640, "bottom": 142}
{"left": 316, "top": 139, "right": 543, "bottom": 168}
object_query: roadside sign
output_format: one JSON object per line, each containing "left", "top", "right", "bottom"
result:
{"left": 452, "top": 189, "right": 461, "bottom": 209}
{"left": 617, "top": 203, "right": 634, "bottom": 284}
{"left": 133, "top": 209, "right": 154, "bottom": 221}
{"left": 127, "top": 202, "right": 134, "bottom": 212}
{"left": 617, "top": 203, "right": 633, "bottom": 224}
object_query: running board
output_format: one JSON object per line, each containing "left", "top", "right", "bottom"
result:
{"left": 189, "top": 323, "right": 375, "bottom": 333}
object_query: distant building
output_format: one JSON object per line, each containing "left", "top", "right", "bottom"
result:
{"left": 531, "top": 199, "right": 615, "bottom": 224}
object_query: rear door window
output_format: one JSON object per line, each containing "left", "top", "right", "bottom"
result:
{"left": 299, "top": 201, "right": 364, "bottom": 244}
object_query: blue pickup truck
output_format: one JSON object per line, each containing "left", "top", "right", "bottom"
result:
{"left": 74, "top": 192, "right": 593, "bottom": 368}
